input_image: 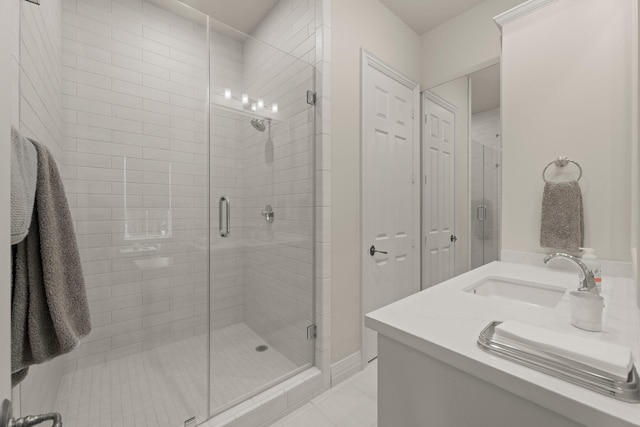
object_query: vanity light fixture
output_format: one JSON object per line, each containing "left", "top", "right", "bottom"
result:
{"left": 242, "top": 94, "right": 249, "bottom": 105}
{"left": 257, "top": 98, "right": 264, "bottom": 109}
{"left": 251, "top": 103, "right": 257, "bottom": 112}
{"left": 224, "top": 88, "right": 231, "bottom": 100}
{"left": 271, "top": 103, "right": 278, "bottom": 113}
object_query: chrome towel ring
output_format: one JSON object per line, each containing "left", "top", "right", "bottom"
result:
{"left": 542, "top": 156, "right": 582, "bottom": 183}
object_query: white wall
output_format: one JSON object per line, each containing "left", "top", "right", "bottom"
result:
{"left": 420, "top": 0, "right": 524, "bottom": 89}
{"left": 501, "top": 0, "right": 634, "bottom": 261}
{"left": 430, "top": 77, "right": 470, "bottom": 276}
{"left": 331, "top": 0, "right": 420, "bottom": 363}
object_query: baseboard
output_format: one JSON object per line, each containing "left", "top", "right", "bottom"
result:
{"left": 331, "top": 351, "right": 362, "bottom": 386}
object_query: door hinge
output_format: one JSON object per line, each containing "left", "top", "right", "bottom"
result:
{"left": 411, "top": 238, "right": 415, "bottom": 248}
{"left": 306, "top": 90, "right": 317, "bottom": 106}
{"left": 424, "top": 115, "right": 428, "bottom": 124}
{"left": 307, "top": 325, "right": 317, "bottom": 340}
{"left": 424, "top": 175, "right": 427, "bottom": 184}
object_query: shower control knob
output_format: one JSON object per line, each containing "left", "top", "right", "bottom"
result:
{"left": 261, "top": 205, "right": 274, "bottom": 223}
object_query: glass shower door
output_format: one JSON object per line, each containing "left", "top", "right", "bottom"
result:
{"left": 470, "top": 142, "right": 502, "bottom": 269}
{"left": 209, "top": 20, "right": 316, "bottom": 416}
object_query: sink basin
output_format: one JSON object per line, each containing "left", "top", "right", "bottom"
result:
{"left": 464, "top": 276, "right": 566, "bottom": 308}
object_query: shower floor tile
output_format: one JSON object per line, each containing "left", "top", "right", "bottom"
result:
{"left": 54, "top": 323, "right": 298, "bottom": 427}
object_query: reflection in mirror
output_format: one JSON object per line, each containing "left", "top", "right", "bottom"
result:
{"left": 424, "top": 62, "right": 501, "bottom": 284}
{"left": 469, "top": 64, "right": 501, "bottom": 269}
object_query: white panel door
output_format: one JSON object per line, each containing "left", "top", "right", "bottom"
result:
{"left": 362, "top": 53, "right": 419, "bottom": 363}
{"left": 423, "top": 95, "right": 455, "bottom": 288}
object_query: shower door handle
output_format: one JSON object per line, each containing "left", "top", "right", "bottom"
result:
{"left": 477, "top": 206, "right": 487, "bottom": 221}
{"left": 219, "top": 196, "right": 230, "bottom": 237}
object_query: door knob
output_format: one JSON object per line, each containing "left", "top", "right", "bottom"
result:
{"left": 369, "top": 245, "right": 388, "bottom": 256}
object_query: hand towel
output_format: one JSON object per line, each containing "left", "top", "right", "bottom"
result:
{"left": 10, "top": 127, "right": 38, "bottom": 245}
{"left": 12, "top": 140, "right": 91, "bottom": 386}
{"left": 494, "top": 320, "right": 633, "bottom": 382}
{"left": 540, "top": 180, "right": 584, "bottom": 251}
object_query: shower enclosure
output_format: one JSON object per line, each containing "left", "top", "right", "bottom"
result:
{"left": 16, "top": 0, "right": 316, "bottom": 424}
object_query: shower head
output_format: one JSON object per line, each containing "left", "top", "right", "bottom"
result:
{"left": 250, "top": 118, "right": 266, "bottom": 132}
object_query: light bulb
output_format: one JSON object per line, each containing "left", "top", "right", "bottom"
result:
{"left": 224, "top": 88, "right": 231, "bottom": 100}
{"left": 242, "top": 94, "right": 249, "bottom": 105}
{"left": 251, "top": 103, "right": 257, "bottom": 112}
{"left": 257, "top": 98, "right": 264, "bottom": 109}
{"left": 271, "top": 103, "right": 278, "bottom": 113}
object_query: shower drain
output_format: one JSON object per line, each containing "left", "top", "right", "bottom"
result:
{"left": 255, "top": 345, "right": 269, "bottom": 352}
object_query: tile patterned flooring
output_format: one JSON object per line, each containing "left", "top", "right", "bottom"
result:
{"left": 55, "top": 323, "right": 298, "bottom": 427}
{"left": 271, "top": 361, "right": 378, "bottom": 427}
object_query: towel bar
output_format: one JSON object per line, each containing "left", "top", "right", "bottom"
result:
{"left": 542, "top": 156, "right": 582, "bottom": 183}
{"left": 477, "top": 321, "right": 640, "bottom": 403}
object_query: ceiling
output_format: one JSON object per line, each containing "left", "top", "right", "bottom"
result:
{"left": 179, "top": 0, "right": 279, "bottom": 35}
{"left": 470, "top": 63, "right": 500, "bottom": 113}
{"left": 378, "top": 0, "right": 487, "bottom": 34}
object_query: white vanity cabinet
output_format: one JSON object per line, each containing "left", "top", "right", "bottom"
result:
{"left": 377, "top": 334, "right": 582, "bottom": 427}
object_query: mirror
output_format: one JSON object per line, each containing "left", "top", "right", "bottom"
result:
{"left": 423, "top": 63, "right": 501, "bottom": 284}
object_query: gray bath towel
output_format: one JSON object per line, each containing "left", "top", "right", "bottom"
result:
{"left": 12, "top": 140, "right": 91, "bottom": 386}
{"left": 540, "top": 180, "right": 584, "bottom": 251}
{"left": 10, "top": 127, "right": 38, "bottom": 245}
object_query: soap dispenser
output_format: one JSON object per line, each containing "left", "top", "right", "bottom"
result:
{"left": 580, "top": 247, "right": 602, "bottom": 293}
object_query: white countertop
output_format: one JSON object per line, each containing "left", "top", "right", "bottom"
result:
{"left": 365, "top": 261, "right": 640, "bottom": 427}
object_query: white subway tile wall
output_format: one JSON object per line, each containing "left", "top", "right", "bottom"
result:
{"left": 61, "top": 0, "right": 210, "bottom": 372}
{"left": 471, "top": 108, "right": 501, "bottom": 151}
{"left": 19, "top": 0, "right": 63, "bottom": 159}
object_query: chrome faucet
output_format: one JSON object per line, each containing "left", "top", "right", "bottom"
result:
{"left": 543, "top": 252, "right": 598, "bottom": 293}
